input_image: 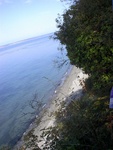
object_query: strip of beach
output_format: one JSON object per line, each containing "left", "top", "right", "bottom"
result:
{"left": 15, "top": 66, "right": 88, "bottom": 149}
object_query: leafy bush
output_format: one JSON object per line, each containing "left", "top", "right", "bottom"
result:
{"left": 54, "top": 0, "right": 113, "bottom": 94}
{"left": 42, "top": 94, "right": 113, "bottom": 150}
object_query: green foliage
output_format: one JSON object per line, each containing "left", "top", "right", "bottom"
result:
{"left": 54, "top": 0, "right": 113, "bottom": 94}
{"left": 42, "top": 94, "right": 113, "bottom": 150}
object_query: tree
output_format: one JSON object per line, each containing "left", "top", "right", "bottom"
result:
{"left": 55, "top": 0, "right": 113, "bottom": 94}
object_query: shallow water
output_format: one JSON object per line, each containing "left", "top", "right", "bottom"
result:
{"left": 0, "top": 33, "right": 70, "bottom": 146}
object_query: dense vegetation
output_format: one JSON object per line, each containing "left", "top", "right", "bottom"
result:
{"left": 55, "top": 0, "right": 113, "bottom": 95}
{"left": 42, "top": 94, "right": 113, "bottom": 150}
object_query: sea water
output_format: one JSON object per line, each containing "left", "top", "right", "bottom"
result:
{"left": 0, "top": 33, "right": 70, "bottom": 147}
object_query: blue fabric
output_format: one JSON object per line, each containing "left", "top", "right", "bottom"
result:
{"left": 109, "top": 87, "right": 113, "bottom": 108}
{"left": 110, "top": 87, "right": 113, "bottom": 98}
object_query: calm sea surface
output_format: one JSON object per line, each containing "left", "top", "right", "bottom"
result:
{"left": 0, "top": 33, "right": 70, "bottom": 147}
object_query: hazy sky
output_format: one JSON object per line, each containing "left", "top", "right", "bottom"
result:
{"left": 0, "top": 0, "right": 67, "bottom": 45}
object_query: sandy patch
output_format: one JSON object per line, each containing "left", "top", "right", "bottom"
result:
{"left": 33, "top": 66, "right": 88, "bottom": 149}
{"left": 15, "top": 66, "right": 88, "bottom": 149}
